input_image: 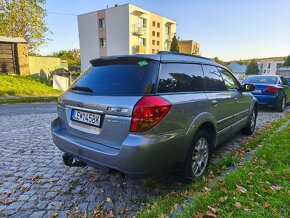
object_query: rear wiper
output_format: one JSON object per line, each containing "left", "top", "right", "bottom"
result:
{"left": 70, "top": 86, "right": 93, "bottom": 93}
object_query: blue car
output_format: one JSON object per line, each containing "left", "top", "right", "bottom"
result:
{"left": 242, "top": 75, "right": 290, "bottom": 111}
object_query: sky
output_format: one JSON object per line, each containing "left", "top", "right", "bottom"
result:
{"left": 40, "top": 0, "right": 290, "bottom": 61}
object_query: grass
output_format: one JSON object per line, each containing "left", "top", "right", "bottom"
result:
{"left": 0, "top": 96, "right": 58, "bottom": 104}
{"left": 0, "top": 75, "right": 62, "bottom": 97}
{"left": 139, "top": 114, "right": 290, "bottom": 218}
{"left": 176, "top": 120, "right": 290, "bottom": 217}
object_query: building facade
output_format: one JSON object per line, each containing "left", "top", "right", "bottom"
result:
{"left": 78, "top": 4, "right": 176, "bottom": 71}
{"left": 178, "top": 40, "right": 200, "bottom": 55}
{"left": 257, "top": 57, "right": 286, "bottom": 75}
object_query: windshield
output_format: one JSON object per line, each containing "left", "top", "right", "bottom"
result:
{"left": 243, "top": 76, "right": 278, "bottom": 85}
{"left": 70, "top": 58, "right": 159, "bottom": 96}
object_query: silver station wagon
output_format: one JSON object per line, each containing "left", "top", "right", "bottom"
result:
{"left": 51, "top": 52, "right": 258, "bottom": 179}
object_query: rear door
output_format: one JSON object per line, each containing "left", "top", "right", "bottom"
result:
{"left": 59, "top": 57, "right": 159, "bottom": 149}
{"left": 202, "top": 65, "right": 234, "bottom": 141}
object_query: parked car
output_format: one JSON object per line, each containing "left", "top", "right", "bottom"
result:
{"left": 51, "top": 52, "right": 258, "bottom": 179}
{"left": 286, "top": 78, "right": 290, "bottom": 85}
{"left": 242, "top": 75, "right": 290, "bottom": 112}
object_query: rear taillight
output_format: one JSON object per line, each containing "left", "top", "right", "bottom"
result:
{"left": 130, "top": 96, "right": 172, "bottom": 132}
{"left": 265, "top": 86, "right": 279, "bottom": 92}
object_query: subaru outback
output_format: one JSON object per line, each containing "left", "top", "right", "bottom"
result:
{"left": 51, "top": 52, "right": 258, "bottom": 179}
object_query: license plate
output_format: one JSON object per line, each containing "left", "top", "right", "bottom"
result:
{"left": 71, "top": 109, "right": 101, "bottom": 127}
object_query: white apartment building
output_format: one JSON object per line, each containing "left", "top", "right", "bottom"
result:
{"left": 78, "top": 4, "right": 176, "bottom": 71}
{"left": 257, "top": 57, "right": 285, "bottom": 75}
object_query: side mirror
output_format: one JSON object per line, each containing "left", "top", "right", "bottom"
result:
{"left": 243, "top": 84, "right": 255, "bottom": 92}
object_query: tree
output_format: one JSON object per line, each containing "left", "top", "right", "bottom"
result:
{"left": 0, "top": 0, "right": 49, "bottom": 52}
{"left": 212, "top": 57, "right": 233, "bottom": 71}
{"left": 170, "top": 35, "right": 179, "bottom": 52}
{"left": 246, "top": 59, "right": 260, "bottom": 75}
{"left": 283, "top": 54, "right": 290, "bottom": 67}
{"left": 52, "top": 49, "right": 81, "bottom": 69}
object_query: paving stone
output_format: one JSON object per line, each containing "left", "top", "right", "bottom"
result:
{"left": 29, "top": 211, "right": 46, "bottom": 218}
{"left": 18, "top": 194, "right": 30, "bottom": 201}
{"left": 47, "top": 201, "right": 63, "bottom": 210}
{"left": 36, "top": 200, "right": 50, "bottom": 210}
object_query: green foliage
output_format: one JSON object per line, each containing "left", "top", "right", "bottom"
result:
{"left": 246, "top": 59, "right": 260, "bottom": 75}
{"left": 170, "top": 35, "right": 179, "bottom": 52}
{"left": 0, "top": 0, "right": 49, "bottom": 52}
{"left": 0, "top": 75, "right": 62, "bottom": 96}
{"left": 212, "top": 57, "right": 233, "bottom": 71}
{"left": 52, "top": 49, "right": 81, "bottom": 69}
{"left": 283, "top": 54, "right": 290, "bottom": 67}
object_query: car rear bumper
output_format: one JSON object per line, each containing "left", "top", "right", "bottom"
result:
{"left": 51, "top": 118, "right": 187, "bottom": 177}
{"left": 252, "top": 94, "right": 278, "bottom": 106}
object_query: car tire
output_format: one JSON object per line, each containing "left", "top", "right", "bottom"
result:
{"left": 241, "top": 107, "right": 257, "bottom": 135}
{"left": 181, "top": 129, "right": 212, "bottom": 180}
{"left": 276, "top": 95, "right": 286, "bottom": 112}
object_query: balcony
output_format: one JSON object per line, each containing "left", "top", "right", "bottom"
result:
{"left": 132, "top": 23, "right": 147, "bottom": 36}
{"left": 135, "top": 45, "right": 146, "bottom": 53}
{"left": 164, "top": 33, "right": 174, "bottom": 42}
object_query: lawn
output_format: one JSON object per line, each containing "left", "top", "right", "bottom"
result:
{"left": 0, "top": 75, "right": 62, "bottom": 97}
{"left": 140, "top": 115, "right": 290, "bottom": 218}
{"left": 176, "top": 120, "right": 289, "bottom": 217}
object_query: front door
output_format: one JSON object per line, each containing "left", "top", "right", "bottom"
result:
{"left": 218, "top": 68, "right": 252, "bottom": 134}
{"left": 202, "top": 65, "right": 234, "bottom": 143}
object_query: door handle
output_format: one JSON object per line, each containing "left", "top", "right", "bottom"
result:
{"left": 211, "top": 100, "right": 218, "bottom": 106}
{"left": 234, "top": 97, "right": 239, "bottom": 103}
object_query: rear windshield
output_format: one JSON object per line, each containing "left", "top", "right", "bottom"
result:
{"left": 70, "top": 58, "right": 159, "bottom": 96}
{"left": 243, "top": 76, "right": 278, "bottom": 84}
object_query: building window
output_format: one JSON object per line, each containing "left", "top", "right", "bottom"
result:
{"left": 157, "top": 22, "right": 160, "bottom": 28}
{"left": 99, "top": 38, "right": 106, "bottom": 47}
{"left": 152, "top": 40, "right": 155, "bottom": 45}
{"left": 139, "top": 18, "right": 146, "bottom": 28}
{"left": 152, "top": 31, "right": 155, "bottom": 36}
{"left": 165, "top": 26, "right": 170, "bottom": 35}
{"left": 277, "top": 63, "right": 283, "bottom": 69}
{"left": 157, "top": 41, "right": 160, "bottom": 46}
{"left": 157, "top": 32, "right": 160, "bottom": 37}
{"left": 152, "top": 49, "right": 155, "bottom": 54}
{"left": 263, "top": 69, "right": 266, "bottom": 74}
{"left": 99, "top": 18, "right": 105, "bottom": 28}
{"left": 157, "top": 49, "right": 160, "bottom": 52}
{"left": 152, "top": 21, "right": 156, "bottom": 26}
{"left": 139, "top": 38, "right": 145, "bottom": 46}
{"left": 260, "top": 64, "right": 263, "bottom": 69}
{"left": 268, "top": 63, "right": 271, "bottom": 69}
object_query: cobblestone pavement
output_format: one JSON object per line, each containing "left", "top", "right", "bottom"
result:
{"left": 0, "top": 103, "right": 289, "bottom": 217}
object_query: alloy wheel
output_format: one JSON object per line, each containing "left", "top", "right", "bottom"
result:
{"left": 191, "top": 137, "right": 209, "bottom": 177}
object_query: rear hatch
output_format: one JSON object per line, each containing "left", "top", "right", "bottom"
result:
{"left": 58, "top": 57, "right": 159, "bottom": 149}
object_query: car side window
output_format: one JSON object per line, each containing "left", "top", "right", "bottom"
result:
{"left": 202, "top": 65, "right": 227, "bottom": 91}
{"left": 218, "top": 67, "right": 241, "bottom": 91}
{"left": 157, "top": 63, "right": 205, "bottom": 93}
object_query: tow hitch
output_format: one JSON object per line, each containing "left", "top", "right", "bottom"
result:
{"left": 62, "top": 153, "right": 87, "bottom": 167}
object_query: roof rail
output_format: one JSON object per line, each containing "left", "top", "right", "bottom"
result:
{"left": 157, "top": 51, "right": 212, "bottom": 61}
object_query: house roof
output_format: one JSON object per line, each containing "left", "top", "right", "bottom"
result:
{"left": 0, "top": 36, "right": 27, "bottom": 43}
{"left": 228, "top": 62, "right": 247, "bottom": 74}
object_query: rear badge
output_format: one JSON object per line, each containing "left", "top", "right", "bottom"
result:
{"left": 107, "top": 107, "right": 129, "bottom": 113}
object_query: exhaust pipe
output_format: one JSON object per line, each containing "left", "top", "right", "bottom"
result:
{"left": 62, "top": 153, "right": 87, "bottom": 167}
